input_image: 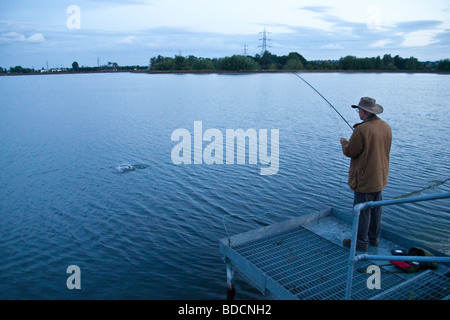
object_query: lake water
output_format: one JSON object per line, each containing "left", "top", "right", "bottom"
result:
{"left": 0, "top": 72, "right": 449, "bottom": 300}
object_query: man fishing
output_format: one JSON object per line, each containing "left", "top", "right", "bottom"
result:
{"left": 340, "top": 97, "right": 392, "bottom": 252}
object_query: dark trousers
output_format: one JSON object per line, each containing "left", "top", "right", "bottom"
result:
{"left": 354, "top": 191, "right": 382, "bottom": 251}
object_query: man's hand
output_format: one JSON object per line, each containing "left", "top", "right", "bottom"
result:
{"left": 340, "top": 137, "right": 348, "bottom": 145}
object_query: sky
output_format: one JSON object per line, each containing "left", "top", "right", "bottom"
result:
{"left": 1, "top": 0, "right": 449, "bottom": 69}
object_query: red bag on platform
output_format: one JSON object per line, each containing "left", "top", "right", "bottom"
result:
{"left": 390, "top": 260, "right": 420, "bottom": 273}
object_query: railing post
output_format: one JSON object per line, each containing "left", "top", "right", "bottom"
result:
{"left": 344, "top": 192, "right": 450, "bottom": 300}
{"left": 226, "top": 259, "right": 235, "bottom": 300}
{"left": 345, "top": 202, "right": 370, "bottom": 300}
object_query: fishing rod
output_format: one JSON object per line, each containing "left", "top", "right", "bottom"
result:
{"left": 293, "top": 73, "right": 354, "bottom": 131}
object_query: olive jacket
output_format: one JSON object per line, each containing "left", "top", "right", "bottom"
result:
{"left": 341, "top": 115, "right": 392, "bottom": 193}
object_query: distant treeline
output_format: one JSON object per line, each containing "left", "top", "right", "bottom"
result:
{"left": 149, "top": 52, "right": 449, "bottom": 72}
{"left": 0, "top": 63, "right": 148, "bottom": 74}
{"left": 2, "top": 52, "right": 450, "bottom": 74}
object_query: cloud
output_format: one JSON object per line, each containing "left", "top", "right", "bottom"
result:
{"left": 321, "top": 43, "right": 344, "bottom": 50}
{"left": 402, "top": 29, "right": 442, "bottom": 47}
{"left": 370, "top": 40, "right": 392, "bottom": 48}
{"left": 119, "top": 35, "right": 138, "bottom": 44}
{"left": 393, "top": 20, "right": 445, "bottom": 48}
{"left": 1, "top": 0, "right": 449, "bottom": 67}
{"left": 1, "top": 31, "right": 45, "bottom": 43}
{"left": 1, "top": 32, "right": 26, "bottom": 41}
{"left": 299, "top": 6, "right": 331, "bottom": 13}
{"left": 82, "top": 0, "right": 339, "bottom": 35}
{"left": 27, "top": 33, "right": 45, "bottom": 43}
{"left": 395, "top": 20, "right": 443, "bottom": 32}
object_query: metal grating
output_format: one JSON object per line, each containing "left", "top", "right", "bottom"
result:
{"left": 231, "top": 225, "right": 406, "bottom": 300}
{"left": 370, "top": 270, "right": 450, "bottom": 300}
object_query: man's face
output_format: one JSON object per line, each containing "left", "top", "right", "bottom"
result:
{"left": 358, "top": 108, "right": 370, "bottom": 121}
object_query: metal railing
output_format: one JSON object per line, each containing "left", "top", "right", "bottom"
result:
{"left": 345, "top": 191, "right": 450, "bottom": 300}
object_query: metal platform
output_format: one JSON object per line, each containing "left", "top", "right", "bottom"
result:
{"left": 369, "top": 270, "right": 450, "bottom": 300}
{"left": 220, "top": 208, "right": 450, "bottom": 300}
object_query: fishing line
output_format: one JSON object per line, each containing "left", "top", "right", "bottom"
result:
{"left": 223, "top": 74, "right": 354, "bottom": 237}
{"left": 393, "top": 178, "right": 450, "bottom": 199}
{"left": 293, "top": 73, "right": 354, "bottom": 131}
{"left": 293, "top": 73, "right": 353, "bottom": 209}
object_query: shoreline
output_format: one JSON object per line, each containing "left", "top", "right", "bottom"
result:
{"left": 1, "top": 69, "right": 449, "bottom": 76}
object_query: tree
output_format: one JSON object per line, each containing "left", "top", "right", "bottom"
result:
{"left": 72, "top": 61, "right": 79, "bottom": 71}
{"left": 287, "top": 52, "right": 308, "bottom": 66}
{"left": 216, "top": 55, "right": 260, "bottom": 71}
{"left": 174, "top": 55, "right": 190, "bottom": 70}
{"left": 393, "top": 55, "right": 406, "bottom": 70}
{"left": 405, "top": 57, "right": 419, "bottom": 70}
{"left": 283, "top": 52, "right": 308, "bottom": 70}
{"left": 375, "top": 56, "right": 382, "bottom": 70}
{"left": 339, "top": 56, "right": 359, "bottom": 70}
{"left": 437, "top": 59, "right": 450, "bottom": 72}
{"left": 106, "top": 62, "right": 118, "bottom": 69}
{"left": 150, "top": 55, "right": 165, "bottom": 69}
{"left": 153, "top": 57, "right": 176, "bottom": 71}
{"left": 192, "top": 58, "right": 214, "bottom": 71}
{"left": 9, "top": 66, "right": 34, "bottom": 73}
{"left": 381, "top": 54, "right": 395, "bottom": 70}
{"left": 142, "top": 52, "right": 436, "bottom": 73}
{"left": 318, "top": 61, "right": 335, "bottom": 70}
{"left": 283, "top": 59, "right": 304, "bottom": 70}
{"left": 255, "top": 51, "right": 281, "bottom": 70}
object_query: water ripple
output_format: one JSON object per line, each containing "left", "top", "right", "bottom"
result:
{"left": 0, "top": 73, "right": 448, "bottom": 299}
